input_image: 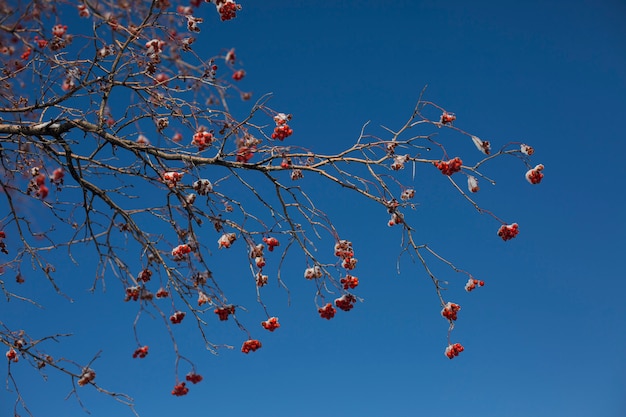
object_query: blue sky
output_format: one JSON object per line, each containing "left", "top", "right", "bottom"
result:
{"left": 2, "top": 1, "right": 626, "bottom": 416}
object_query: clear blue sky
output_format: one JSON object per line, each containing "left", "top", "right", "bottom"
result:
{"left": 2, "top": 1, "right": 625, "bottom": 416}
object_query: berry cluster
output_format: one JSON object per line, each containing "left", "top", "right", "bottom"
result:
{"left": 340, "top": 275, "right": 359, "bottom": 289}
{"left": 441, "top": 302, "right": 461, "bottom": 321}
{"left": 145, "top": 39, "right": 165, "bottom": 61}
{"left": 465, "top": 278, "right": 485, "bottom": 292}
{"left": 471, "top": 135, "right": 491, "bottom": 155}
{"left": 318, "top": 303, "right": 336, "bottom": 320}
{"left": 132, "top": 346, "right": 149, "bottom": 358}
{"left": 304, "top": 265, "right": 323, "bottom": 280}
{"left": 290, "top": 169, "right": 303, "bottom": 180}
{"left": 520, "top": 144, "right": 534, "bottom": 155}
{"left": 401, "top": 188, "right": 415, "bottom": 201}
{"left": 218, "top": 233, "right": 236, "bottom": 249}
{"left": 192, "top": 130, "right": 214, "bottom": 151}
{"left": 0, "top": 231, "right": 7, "bottom": 255}
{"left": 197, "top": 291, "right": 211, "bottom": 306}
{"left": 28, "top": 168, "right": 49, "bottom": 199}
{"left": 214, "top": 305, "right": 235, "bottom": 321}
{"left": 77, "top": 368, "right": 96, "bottom": 386}
{"left": 171, "top": 382, "right": 189, "bottom": 396}
{"left": 232, "top": 69, "right": 245, "bottom": 81}
{"left": 434, "top": 157, "right": 463, "bottom": 176}
{"left": 387, "top": 211, "right": 404, "bottom": 227}
{"left": 391, "top": 154, "right": 410, "bottom": 171}
{"left": 172, "top": 244, "right": 192, "bottom": 261}
{"left": 156, "top": 287, "right": 170, "bottom": 298}
{"left": 445, "top": 343, "right": 464, "bottom": 359}
{"left": 272, "top": 125, "right": 293, "bottom": 141}
{"left": 335, "top": 294, "right": 356, "bottom": 311}
{"left": 256, "top": 272, "right": 268, "bottom": 287}
{"left": 334, "top": 239, "right": 357, "bottom": 270}
{"left": 185, "top": 372, "right": 203, "bottom": 384}
{"left": 263, "top": 236, "right": 280, "bottom": 251}
{"left": 440, "top": 111, "right": 456, "bottom": 125}
{"left": 467, "top": 175, "right": 479, "bottom": 193}
{"left": 186, "top": 15, "right": 203, "bottom": 33}
{"left": 169, "top": 311, "right": 185, "bottom": 324}
{"left": 52, "top": 24, "right": 68, "bottom": 38}
{"left": 241, "top": 339, "right": 262, "bottom": 354}
{"left": 193, "top": 179, "right": 213, "bottom": 195}
{"left": 125, "top": 286, "right": 140, "bottom": 302}
{"left": 163, "top": 171, "right": 183, "bottom": 187}
{"left": 261, "top": 317, "right": 280, "bottom": 332}
{"left": 137, "top": 269, "right": 152, "bottom": 282}
{"left": 236, "top": 146, "right": 255, "bottom": 162}
{"left": 525, "top": 164, "right": 544, "bottom": 184}
{"left": 77, "top": 4, "right": 90, "bottom": 17}
{"left": 497, "top": 223, "right": 519, "bottom": 241}
{"left": 271, "top": 112, "right": 293, "bottom": 140}
{"left": 216, "top": 0, "right": 241, "bottom": 21}
{"left": 6, "top": 348, "right": 18, "bottom": 363}
{"left": 50, "top": 168, "right": 64, "bottom": 186}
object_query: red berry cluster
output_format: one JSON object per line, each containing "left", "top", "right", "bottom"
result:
{"left": 6, "top": 348, "right": 18, "bottom": 363}
{"left": 465, "top": 278, "right": 485, "bottom": 292}
{"left": 77, "top": 368, "right": 96, "bottom": 386}
{"left": 445, "top": 343, "right": 464, "bottom": 359}
{"left": 137, "top": 269, "right": 152, "bottom": 282}
{"left": 218, "top": 233, "right": 236, "bottom": 249}
{"left": 197, "top": 291, "right": 211, "bottom": 306}
{"left": 241, "top": 339, "right": 262, "bottom": 354}
{"left": 216, "top": 0, "right": 241, "bottom": 21}
{"left": 171, "top": 382, "right": 189, "bottom": 396}
{"left": 125, "top": 286, "right": 140, "bottom": 302}
{"left": 49, "top": 167, "right": 64, "bottom": 185}
{"left": 520, "top": 144, "right": 534, "bottom": 155}
{"left": 318, "top": 303, "right": 336, "bottom": 320}
{"left": 52, "top": 24, "right": 68, "bottom": 38}
{"left": 440, "top": 111, "right": 456, "bottom": 125}
{"left": 263, "top": 236, "right": 280, "bottom": 252}
{"left": 441, "top": 302, "right": 461, "bottom": 321}
{"left": 497, "top": 223, "right": 519, "bottom": 241}
{"left": 193, "top": 179, "right": 213, "bottom": 195}
{"left": 236, "top": 145, "right": 255, "bottom": 162}
{"left": 401, "top": 189, "right": 415, "bottom": 201}
{"left": 28, "top": 169, "right": 49, "bottom": 199}
{"left": 156, "top": 287, "right": 170, "bottom": 298}
{"left": 214, "top": 305, "right": 235, "bottom": 321}
{"left": 21, "top": 47, "right": 31, "bottom": 61}
{"left": 340, "top": 275, "right": 359, "bottom": 290}
{"left": 391, "top": 154, "right": 410, "bottom": 171}
{"left": 169, "top": 311, "right": 185, "bottom": 324}
{"left": 261, "top": 317, "right": 280, "bottom": 332}
{"left": 132, "top": 346, "right": 149, "bottom": 358}
{"left": 387, "top": 211, "right": 404, "bottom": 227}
{"left": 163, "top": 171, "right": 183, "bottom": 187}
{"left": 77, "top": 4, "right": 90, "bottom": 17}
{"left": 232, "top": 69, "right": 245, "bottom": 81}
{"left": 304, "top": 265, "right": 323, "bottom": 279}
{"left": 256, "top": 272, "right": 268, "bottom": 287}
{"left": 0, "top": 231, "right": 7, "bottom": 255}
{"left": 145, "top": 39, "right": 165, "bottom": 61}
{"left": 525, "top": 164, "right": 544, "bottom": 184}
{"left": 434, "top": 157, "right": 463, "bottom": 176}
{"left": 334, "top": 239, "right": 357, "bottom": 270}
{"left": 272, "top": 125, "right": 293, "bottom": 141}
{"left": 192, "top": 130, "right": 214, "bottom": 151}
{"left": 185, "top": 372, "right": 203, "bottom": 384}
{"left": 334, "top": 294, "right": 356, "bottom": 312}
{"left": 171, "top": 244, "right": 192, "bottom": 261}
